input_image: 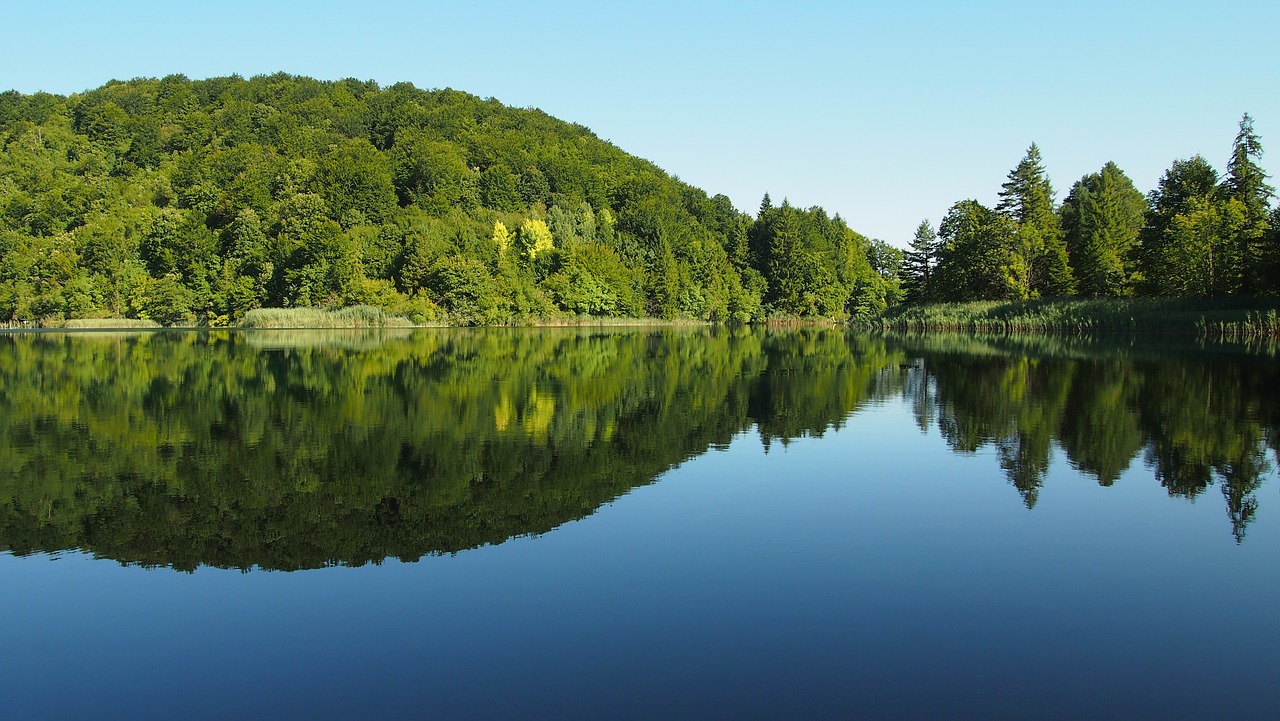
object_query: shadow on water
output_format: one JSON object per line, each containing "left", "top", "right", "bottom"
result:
{"left": 0, "top": 327, "right": 1276, "bottom": 570}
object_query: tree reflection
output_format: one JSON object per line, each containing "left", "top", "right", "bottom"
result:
{"left": 902, "top": 335, "right": 1278, "bottom": 538}
{"left": 0, "top": 328, "right": 1275, "bottom": 571}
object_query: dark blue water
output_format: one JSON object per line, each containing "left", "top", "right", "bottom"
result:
{"left": 1, "top": 329, "right": 1276, "bottom": 719}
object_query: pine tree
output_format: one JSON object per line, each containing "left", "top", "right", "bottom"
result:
{"left": 1060, "top": 162, "right": 1146, "bottom": 296}
{"left": 767, "top": 206, "right": 807, "bottom": 313}
{"left": 902, "top": 219, "right": 938, "bottom": 303}
{"left": 1222, "top": 113, "right": 1275, "bottom": 294}
{"left": 650, "top": 238, "right": 681, "bottom": 318}
{"left": 998, "top": 144, "right": 1075, "bottom": 297}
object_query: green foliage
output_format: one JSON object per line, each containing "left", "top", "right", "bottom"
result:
{"left": 313, "top": 138, "right": 397, "bottom": 223}
{"left": 240, "top": 305, "right": 412, "bottom": 328}
{"left": 1061, "top": 162, "right": 1146, "bottom": 296}
{"left": 7, "top": 74, "right": 1269, "bottom": 325}
{"left": 1139, "top": 156, "right": 1219, "bottom": 293}
{"left": 868, "top": 296, "right": 1280, "bottom": 337}
{"left": 479, "top": 165, "right": 522, "bottom": 211}
{"left": 902, "top": 220, "right": 939, "bottom": 303}
{"left": 139, "top": 273, "right": 196, "bottom": 326}
{"left": 0, "top": 328, "right": 1274, "bottom": 570}
{"left": 1222, "top": 114, "right": 1275, "bottom": 294}
{"left": 997, "top": 143, "right": 1074, "bottom": 297}
{"left": 0, "top": 74, "right": 898, "bottom": 325}
{"left": 545, "top": 243, "right": 643, "bottom": 317}
{"left": 933, "top": 199, "right": 1019, "bottom": 301}
{"left": 425, "top": 254, "right": 502, "bottom": 325}
{"left": 918, "top": 118, "right": 1274, "bottom": 310}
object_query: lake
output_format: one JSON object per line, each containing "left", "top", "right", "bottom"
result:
{"left": 1, "top": 327, "right": 1277, "bottom": 719}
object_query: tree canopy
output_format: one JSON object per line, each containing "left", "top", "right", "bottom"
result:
{"left": 0, "top": 74, "right": 892, "bottom": 325}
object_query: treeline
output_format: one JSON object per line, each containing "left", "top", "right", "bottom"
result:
{"left": 0, "top": 74, "right": 899, "bottom": 325}
{"left": 902, "top": 116, "right": 1278, "bottom": 303}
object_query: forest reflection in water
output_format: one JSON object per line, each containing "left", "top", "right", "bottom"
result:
{"left": 0, "top": 326, "right": 1276, "bottom": 571}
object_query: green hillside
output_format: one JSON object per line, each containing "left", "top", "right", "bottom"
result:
{"left": 0, "top": 74, "right": 897, "bottom": 326}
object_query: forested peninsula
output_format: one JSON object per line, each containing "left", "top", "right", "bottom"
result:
{"left": 0, "top": 74, "right": 1275, "bottom": 328}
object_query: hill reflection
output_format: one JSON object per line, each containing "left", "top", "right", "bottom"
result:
{"left": 0, "top": 328, "right": 1275, "bottom": 570}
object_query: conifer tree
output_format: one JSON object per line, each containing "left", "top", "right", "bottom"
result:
{"left": 998, "top": 144, "right": 1075, "bottom": 297}
{"left": 767, "top": 206, "right": 807, "bottom": 313}
{"left": 1060, "top": 162, "right": 1146, "bottom": 296}
{"left": 1222, "top": 113, "right": 1275, "bottom": 294}
{"left": 902, "top": 219, "right": 938, "bottom": 303}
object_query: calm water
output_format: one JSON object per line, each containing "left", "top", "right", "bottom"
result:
{"left": 1, "top": 328, "right": 1277, "bottom": 720}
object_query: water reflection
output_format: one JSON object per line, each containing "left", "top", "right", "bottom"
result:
{"left": 895, "top": 333, "right": 1279, "bottom": 541}
{"left": 0, "top": 328, "right": 1275, "bottom": 570}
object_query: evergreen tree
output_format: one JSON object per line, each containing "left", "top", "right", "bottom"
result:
{"left": 933, "top": 200, "right": 1018, "bottom": 301}
{"left": 650, "top": 237, "right": 680, "bottom": 318}
{"left": 902, "top": 219, "right": 938, "bottom": 303}
{"left": 1060, "top": 162, "right": 1146, "bottom": 296}
{"left": 997, "top": 144, "right": 1075, "bottom": 297}
{"left": 1140, "top": 156, "right": 1222, "bottom": 296}
{"left": 767, "top": 206, "right": 806, "bottom": 313}
{"left": 1222, "top": 113, "right": 1275, "bottom": 293}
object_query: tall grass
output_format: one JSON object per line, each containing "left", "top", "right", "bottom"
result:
{"left": 239, "top": 306, "right": 414, "bottom": 329}
{"left": 521, "top": 315, "right": 711, "bottom": 327}
{"left": 63, "top": 318, "right": 162, "bottom": 329}
{"left": 866, "top": 298, "right": 1280, "bottom": 338}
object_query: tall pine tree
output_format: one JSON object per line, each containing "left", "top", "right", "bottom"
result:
{"left": 1222, "top": 113, "right": 1275, "bottom": 294}
{"left": 997, "top": 144, "right": 1075, "bottom": 297}
{"left": 902, "top": 219, "right": 938, "bottom": 303}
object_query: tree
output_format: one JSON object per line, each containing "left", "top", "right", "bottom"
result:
{"left": 516, "top": 219, "right": 555, "bottom": 260}
{"left": 902, "top": 219, "right": 939, "bottom": 303}
{"left": 314, "top": 138, "right": 397, "bottom": 223}
{"left": 426, "top": 254, "right": 500, "bottom": 325}
{"left": 998, "top": 144, "right": 1074, "bottom": 297}
{"left": 479, "top": 165, "right": 522, "bottom": 211}
{"left": 1060, "top": 162, "right": 1146, "bottom": 296}
{"left": 649, "top": 237, "right": 681, "bottom": 318}
{"left": 1140, "top": 156, "right": 1223, "bottom": 296}
{"left": 933, "top": 199, "right": 1018, "bottom": 301}
{"left": 1161, "top": 196, "right": 1248, "bottom": 297}
{"left": 1222, "top": 113, "right": 1275, "bottom": 294}
{"left": 491, "top": 220, "right": 512, "bottom": 257}
{"left": 767, "top": 206, "right": 807, "bottom": 312}
{"left": 140, "top": 273, "right": 196, "bottom": 326}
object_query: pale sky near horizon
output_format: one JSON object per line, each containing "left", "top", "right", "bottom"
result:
{"left": 4, "top": 0, "right": 1277, "bottom": 247}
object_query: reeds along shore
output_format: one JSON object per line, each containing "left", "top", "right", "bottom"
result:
{"left": 865, "top": 298, "right": 1280, "bottom": 338}
{"left": 238, "top": 306, "right": 414, "bottom": 329}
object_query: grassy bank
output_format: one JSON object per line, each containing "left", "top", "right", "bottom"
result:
{"left": 62, "top": 318, "right": 162, "bottom": 329}
{"left": 239, "top": 306, "right": 416, "bottom": 329}
{"left": 866, "top": 298, "right": 1280, "bottom": 338}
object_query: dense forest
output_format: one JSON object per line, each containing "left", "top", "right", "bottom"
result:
{"left": 901, "top": 116, "right": 1278, "bottom": 303}
{"left": 1, "top": 328, "right": 1274, "bottom": 570}
{"left": 1, "top": 74, "right": 1273, "bottom": 325}
{"left": 0, "top": 74, "right": 898, "bottom": 326}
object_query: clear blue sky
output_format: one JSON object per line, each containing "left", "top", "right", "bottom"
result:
{"left": 4, "top": 0, "right": 1277, "bottom": 246}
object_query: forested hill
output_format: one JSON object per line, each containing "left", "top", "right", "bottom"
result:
{"left": 0, "top": 74, "right": 898, "bottom": 325}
